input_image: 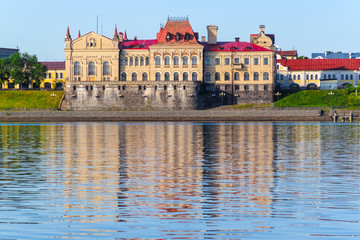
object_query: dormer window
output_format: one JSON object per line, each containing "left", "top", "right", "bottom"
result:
{"left": 175, "top": 32, "right": 180, "bottom": 42}
{"left": 184, "top": 33, "right": 190, "bottom": 42}
{"left": 166, "top": 32, "right": 171, "bottom": 42}
{"left": 89, "top": 38, "right": 96, "bottom": 47}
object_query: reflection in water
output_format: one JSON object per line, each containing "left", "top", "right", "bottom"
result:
{"left": 0, "top": 123, "right": 359, "bottom": 239}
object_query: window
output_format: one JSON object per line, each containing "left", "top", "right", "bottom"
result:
{"left": 225, "top": 85, "right": 231, "bottom": 91}
{"left": 56, "top": 73, "right": 59, "bottom": 79}
{"left": 263, "top": 57, "right": 269, "bottom": 65}
{"left": 146, "top": 57, "right": 149, "bottom": 65}
{"left": 215, "top": 72, "right": 220, "bottom": 81}
{"left": 49, "top": 73, "right": 52, "bottom": 78}
{"left": 191, "top": 56, "right": 198, "bottom": 65}
{"left": 135, "top": 57, "right": 139, "bottom": 66}
{"left": 192, "top": 72, "right": 198, "bottom": 81}
{"left": 174, "top": 72, "right": 179, "bottom": 81}
{"left": 235, "top": 85, "right": 240, "bottom": 90}
{"left": 103, "top": 61, "right": 110, "bottom": 75}
{"left": 124, "top": 57, "right": 128, "bottom": 65}
{"left": 328, "top": 74, "right": 331, "bottom": 79}
{"left": 88, "top": 61, "right": 95, "bottom": 75}
{"left": 60, "top": 73, "right": 63, "bottom": 78}
{"left": 183, "top": 72, "right": 188, "bottom": 81}
{"left": 341, "top": 74, "right": 344, "bottom": 80}
{"left": 225, "top": 58, "right": 230, "bottom": 65}
{"left": 323, "top": 74, "right": 327, "bottom": 79}
{"left": 234, "top": 72, "right": 240, "bottom": 80}
{"left": 164, "top": 56, "right": 170, "bottom": 65}
{"left": 225, "top": 72, "right": 230, "bottom": 81}
{"left": 315, "top": 75, "right": 318, "bottom": 80}
{"left": 293, "top": 75, "right": 296, "bottom": 80}
{"left": 89, "top": 38, "right": 96, "bottom": 47}
{"left": 121, "top": 72, "right": 127, "bottom": 81}
{"left": 350, "top": 74, "right": 353, "bottom": 80}
{"left": 263, "top": 72, "right": 269, "bottom": 80}
{"left": 182, "top": 56, "right": 188, "bottom": 65}
{"left": 132, "top": 73, "right": 137, "bottom": 81}
{"left": 346, "top": 74, "right": 349, "bottom": 80}
{"left": 254, "top": 72, "right": 259, "bottom": 80}
{"left": 244, "top": 85, "right": 249, "bottom": 91}
{"left": 155, "top": 56, "right": 161, "bottom": 65}
{"left": 264, "top": 85, "right": 268, "bottom": 91}
{"left": 140, "top": 57, "right": 144, "bottom": 65}
{"left": 244, "top": 58, "right": 249, "bottom": 65}
{"left": 142, "top": 73, "right": 148, "bottom": 81}
{"left": 165, "top": 72, "right": 170, "bottom": 81}
{"left": 215, "top": 58, "right": 220, "bottom": 65}
{"left": 120, "top": 57, "right": 123, "bottom": 65}
{"left": 205, "top": 57, "right": 211, "bottom": 65}
{"left": 244, "top": 72, "right": 250, "bottom": 80}
{"left": 174, "top": 56, "right": 179, "bottom": 65}
{"left": 234, "top": 58, "right": 240, "bottom": 64}
{"left": 74, "top": 62, "right": 81, "bottom": 75}
{"left": 298, "top": 74, "right": 300, "bottom": 80}
{"left": 254, "top": 58, "right": 259, "bottom": 65}
{"left": 130, "top": 57, "right": 134, "bottom": 66}
{"left": 333, "top": 74, "right": 336, "bottom": 79}
{"left": 306, "top": 74, "right": 309, "bottom": 80}
{"left": 155, "top": 72, "right": 161, "bottom": 81}
{"left": 310, "top": 75, "right": 313, "bottom": 80}
{"left": 254, "top": 85, "right": 259, "bottom": 91}
{"left": 205, "top": 72, "right": 211, "bottom": 81}
{"left": 289, "top": 75, "right": 292, "bottom": 80}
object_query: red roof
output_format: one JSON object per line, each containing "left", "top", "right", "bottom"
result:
{"left": 156, "top": 20, "right": 198, "bottom": 44}
{"left": 277, "top": 50, "right": 297, "bottom": 57}
{"left": 278, "top": 59, "right": 360, "bottom": 71}
{"left": 41, "top": 61, "right": 65, "bottom": 70}
{"left": 122, "top": 39, "right": 157, "bottom": 50}
{"left": 202, "top": 41, "right": 273, "bottom": 52}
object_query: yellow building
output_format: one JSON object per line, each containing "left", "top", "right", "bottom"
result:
{"left": 64, "top": 17, "right": 276, "bottom": 110}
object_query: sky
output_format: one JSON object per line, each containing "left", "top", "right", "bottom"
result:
{"left": 1, "top": 0, "right": 359, "bottom": 61}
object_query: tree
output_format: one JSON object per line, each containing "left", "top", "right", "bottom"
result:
{"left": 0, "top": 57, "right": 11, "bottom": 85}
{"left": 4, "top": 52, "right": 47, "bottom": 90}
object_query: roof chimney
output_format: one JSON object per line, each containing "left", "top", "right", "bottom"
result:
{"left": 201, "top": 36, "right": 206, "bottom": 42}
{"left": 235, "top": 37, "right": 240, "bottom": 42}
{"left": 259, "top": 25, "right": 265, "bottom": 33}
{"left": 207, "top": 25, "right": 218, "bottom": 45}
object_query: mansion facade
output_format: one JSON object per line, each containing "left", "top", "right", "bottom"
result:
{"left": 64, "top": 18, "right": 275, "bottom": 110}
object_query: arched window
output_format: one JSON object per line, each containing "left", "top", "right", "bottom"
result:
{"left": 140, "top": 57, "right": 144, "bottom": 65}
{"left": 328, "top": 74, "right": 331, "bottom": 79}
{"left": 124, "top": 57, "right": 128, "bottom": 65}
{"left": 323, "top": 74, "right": 327, "bottom": 79}
{"left": 244, "top": 72, "right": 249, "bottom": 80}
{"left": 225, "top": 72, "right": 230, "bottom": 81}
{"left": 182, "top": 56, "right": 188, "bottom": 65}
{"left": 315, "top": 75, "right": 318, "bottom": 80}
{"left": 164, "top": 72, "right": 170, "bottom": 81}
{"left": 132, "top": 73, "right": 137, "bottom": 81}
{"left": 205, "top": 72, "right": 211, "bottom": 81}
{"left": 121, "top": 72, "right": 127, "bottom": 81}
{"left": 49, "top": 73, "right": 52, "bottom": 78}
{"left": 310, "top": 75, "right": 313, "bottom": 80}
{"left": 174, "top": 72, "right": 179, "bottom": 81}
{"left": 298, "top": 74, "right": 300, "bottom": 80}
{"left": 130, "top": 57, "right": 134, "bottom": 66}
{"left": 306, "top": 74, "right": 309, "bottom": 80}
{"left": 341, "top": 74, "right": 344, "bottom": 80}
{"left": 346, "top": 74, "right": 349, "bottom": 80}
{"left": 333, "top": 74, "right": 336, "bottom": 79}
{"left": 192, "top": 72, "right": 198, "bottom": 81}
{"left": 173, "top": 56, "right": 179, "bottom": 65}
{"left": 215, "top": 72, "right": 220, "bottom": 81}
{"left": 103, "top": 61, "right": 110, "bottom": 75}
{"left": 74, "top": 62, "right": 81, "bottom": 75}
{"left": 191, "top": 56, "right": 198, "bottom": 65}
{"left": 88, "top": 61, "right": 95, "bottom": 75}
{"left": 120, "top": 57, "right": 123, "bottom": 65}
{"left": 293, "top": 75, "right": 296, "bottom": 80}
{"left": 60, "top": 73, "right": 63, "bottom": 78}
{"left": 142, "top": 73, "right": 148, "bottom": 81}
{"left": 146, "top": 57, "right": 150, "bottom": 65}
{"left": 183, "top": 72, "right": 188, "bottom": 81}
{"left": 350, "top": 74, "right": 353, "bottom": 80}
{"left": 155, "top": 56, "right": 161, "bottom": 65}
{"left": 263, "top": 72, "right": 269, "bottom": 80}
{"left": 135, "top": 57, "right": 139, "bottom": 66}
{"left": 155, "top": 72, "right": 161, "bottom": 81}
{"left": 254, "top": 72, "right": 259, "bottom": 80}
{"left": 164, "top": 56, "right": 170, "bottom": 65}
{"left": 234, "top": 72, "right": 240, "bottom": 80}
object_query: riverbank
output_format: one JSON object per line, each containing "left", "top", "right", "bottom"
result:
{"left": 0, "top": 109, "right": 337, "bottom": 122}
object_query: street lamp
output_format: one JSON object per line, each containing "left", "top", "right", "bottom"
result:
{"left": 328, "top": 91, "right": 334, "bottom": 111}
{"left": 275, "top": 91, "right": 281, "bottom": 101}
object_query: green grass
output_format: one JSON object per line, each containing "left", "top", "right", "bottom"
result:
{"left": 274, "top": 89, "right": 360, "bottom": 108}
{"left": 0, "top": 90, "right": 64, "bottom": 109}
{"left": 231, "top": 103, "right": 271, "bottom": 109}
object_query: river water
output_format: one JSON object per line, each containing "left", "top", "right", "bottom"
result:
{"left": 0, "top": 122, "right": 359, "bottom": 239}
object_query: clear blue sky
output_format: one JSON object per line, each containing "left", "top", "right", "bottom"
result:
{"left": 1, "top": 0, "right": 359, "bottom": 61}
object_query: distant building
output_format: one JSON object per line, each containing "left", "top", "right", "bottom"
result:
{"left": 312, "top": 52, "right": 360, "bottom": 59}
{"left": 277, "top": 50, "right": 298, "bottom": 60}
{"left": 0, "top": 47, "right": 19, "bottom": 59}
{"left": 276, "top": 59, "right": 360, "bottom": 90}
